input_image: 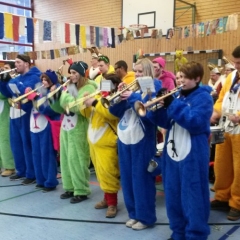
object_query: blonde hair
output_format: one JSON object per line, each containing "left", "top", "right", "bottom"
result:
{"left": 135, "top": 58, "right": 155, "bottom": 78}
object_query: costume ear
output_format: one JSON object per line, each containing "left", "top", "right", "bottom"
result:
{"left": 87, "top": 47, "right": 95, "bottom": 54}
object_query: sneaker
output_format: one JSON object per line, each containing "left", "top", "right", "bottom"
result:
{"left": 35, "top": 184, "right": 44, "bottom": 189}
{"left": 95, "top": 199, "right": 108, "bottom": 209}
{"left": 9, "top": 174, "right": 25, "bottom": 181}
{"left": 211, "top": 200, "right": 230, "bottom": 211}
{"left": 21, "top": 178, "right": 36, "bottom": 185}
{"left": 126, "top": 219, "right": 138, "bottom": 228}
{"left": 106, "top": 205, "right": 117, "bottom": 218}
{"left": 60, "top": 191, "right": 74, "bottom": 199}
{"left": 132, "top": 221, "right": 149, "bottom": 230}
{"left": 1, "top": 169, "right": 15, "bottom": 177}
{"left": 70, "top": 195, "right": 88, "bottom": 204}
{"left": 227, "top": 208, "right": 240, "bottom": 221}
{"left": 42, "top": 187, "right": 56, "bottom": 193}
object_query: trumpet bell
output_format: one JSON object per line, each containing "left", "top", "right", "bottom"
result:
{"left": 134, "top": 101, "right": 146, "bottom": 117}
{"left": 101, "top": 97, "right": 111, "bottom": 109}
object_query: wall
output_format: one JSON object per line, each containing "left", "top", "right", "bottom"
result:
{"left": 33, "top": 0, "right": 240, "bottom": 83}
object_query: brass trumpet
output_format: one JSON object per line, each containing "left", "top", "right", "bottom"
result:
{"left": 101, "top": 80, "right": 140, "bottom": 108}
{"left": 47, "top": 79, "right": 70, "bottom": 99}
{"left": 0, "top": 68, "right": 17, "bottom": 75}
{"left": 134, "top": 85, "right": 182, "bottom": 117}
{"left": 11, "top": 84, "right": 44, "bottom": 106}
{"left": 65, "top": 90, "right": 101, "bottom": 114}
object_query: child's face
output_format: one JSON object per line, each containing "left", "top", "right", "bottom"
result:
{"left": 134, "top": 64, "right": 144, "bottom": 78}
{"left": 180, "top": 72, "right": 199, "bottom": 90}
{"left": 42, "top": 77, "right": 51, "bottom": 88}
{"left": 175, "top": 72, "right": 182, "bottom": 86}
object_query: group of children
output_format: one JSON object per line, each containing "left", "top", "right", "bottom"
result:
{"left": 3, "top": 50, "right": 233, "bottom": 240}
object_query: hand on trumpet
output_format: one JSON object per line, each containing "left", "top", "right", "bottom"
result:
{"left": 25, "top": 87, "right": 38, "bottom": 101}
{"left": 0, "top": 72, "right": 11, "bottom": 82}
{"left": 83, "top": 92, "right": 95, "bottom": 107}
{"left": 118, "top": 82, "right": 132, "bottom": 100}
{"left": 228, "top": 114, "right": 240, "bottom": 124}
{"left": 156, "top": 88, "right": 174, "bottom": 108}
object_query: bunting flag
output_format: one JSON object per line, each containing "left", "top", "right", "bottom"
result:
{"left": 85, "top": 26, "right": 90, "bottom": 48}
{"left": 111, "top": 28, "right": 115, "bottom": 48}
{"left": 26, "top": 18, "right": 34, "bottom": 43}
{"left": 75, "top": 24, "right": 80, "bottom": 45}
{"left": 65, "top": 23, "right": 70, "bottom": 43}
{"left": 4, "top": 13, "right": 13, "bottom": 39}
{"left": 38, "top": 19, "right": 43, "bottom": 43}
{"left": 19, "top": 16, "right": 25, "bottom": 36}
{"left": 52, "top": 21, "right": 58, "bottom": 43}
{"left": 12, "top": 15, "right": 19, "bottom": 41}
{"left": 58, "top": 22, "right": 65, "bottom": 44}
{"left": 43, "top": 20, "right": 52, "bottom": 41}
{"left": 95, "top": 27, "right": 100, "bottom": 47}
{"left": 90, "top": 26, "right": 95, "bottom": 45}
{"left": 80, "top": 25, "right": 86, "bottom": 48}
{"left": 216, "top": 18, "right": 223, "bottom": 34}
{"left": 54, "top": 49, "right": 60, "bottom": 58}
{"left": 50, "top": 49, "right": 54, "bottom": 59}
{"left": 0, "top": 13, "right": 3, "bottom": 39}
{"left": 99, "top": 27, "right": 104, "bottom": 47}
{"left": 41, "top": 50, "right": 46, "bottom": 59}
{"left": 70, "top": 23, "right": 76, "bottom": 45}
{"left": 103, "top": 27, "right": 108, "bottom": 47}
{"left": 107, "top": 27, "right": 112, "bottom": 46}
{"left": 223, "top": 16, "right": 228, "bottom": 32}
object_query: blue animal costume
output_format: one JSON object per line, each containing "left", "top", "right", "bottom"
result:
{"left": 0, "top": 58, "right": 41, "bottom": 181}
{"left": 109, "top": 79, "right": 161, "bottom": 227}
{"left": 148, "top": 85, "right": 213, "bottom": 240}
{"left": 29, "top": 70, "right": 61, "bottom": 191}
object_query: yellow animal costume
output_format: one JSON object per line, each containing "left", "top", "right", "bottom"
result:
{"left": 214, "top": 70, "right": 240, "bottom": 212}
{"left": 175, "top": 50, "right": 188, "bottom": 72}
{"left": 81, "top": 97, "right": 120, "bottom": 210}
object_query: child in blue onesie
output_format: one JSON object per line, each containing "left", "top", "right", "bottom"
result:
{"left": 148, "top": 61, "right": 213, "bottom": 240}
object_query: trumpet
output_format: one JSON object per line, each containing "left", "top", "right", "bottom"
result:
{"left": 47, "top": 79, "right": 70, "bottom": 99}
{"left": 11, "top": 84, "right": 44, "bottom": 106}
{"left": 0, "top": 68, "right": 17, "bottom": 75}
{"left": 134, "top": 85, "right": 182, "bottom": 117}
{"left": 65, "top": 90, "right": 101, "bottom": 114}
{"left": 101, "top": 80, "right": 140, "bottom": 108}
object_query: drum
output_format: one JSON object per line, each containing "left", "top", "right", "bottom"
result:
{"left": 155, "top": 142, "right": 164, "bottom": 156}
{"left": 210, "top": 126, "right": 225, "bottom": 144}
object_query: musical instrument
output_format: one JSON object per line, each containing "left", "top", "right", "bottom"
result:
{"left": 65, "top": 90, "right": 101, "bottom": 114}
{"left": 101, "top": 80, "right": 140, "bottom": 108}
{"left": 134, "top": 85, "right": 182, "bottom": 117}
{"left": 210, "top": 126, "right": 225, "bottom": 144}
{"left": 0, "top": 68, "right": 17, "bottom": 75}
{"left": 11, "top": 84, "right": 44, "bottom": 106}
{"left": 35, "top": 79, "right": 71, "bottom": 108}
{"left": 155, "top": 142, "right": 164, "bottom": 157}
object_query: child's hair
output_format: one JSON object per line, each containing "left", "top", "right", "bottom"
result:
{"left": 98, "top": 55, "right": 110, "bottom": 64}
{"left": 135, "top": 58, "right": 154, "bottom": 78}
{"left": 41, "top": 73, "right": 52, "bottom": 85}
{"left": 232, "top": 45, "right": 240, "bottom": 58}
{"left": 180, "top": 61, "right": 204, "bottom": 82}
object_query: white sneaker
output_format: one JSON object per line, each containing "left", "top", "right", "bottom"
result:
{"left": 132, "top": 221, "right": 148, "bottom": 230}
{"left": 126, "top": 219, "right": 138, "bottom": 228}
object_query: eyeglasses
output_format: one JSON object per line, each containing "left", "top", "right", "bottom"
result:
{"left": 98, "top": 56, "right": 109, "bottom": 64}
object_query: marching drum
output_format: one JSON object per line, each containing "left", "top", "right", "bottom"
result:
{"left": 210, "top": 126, "right": 225, "bottom": 144}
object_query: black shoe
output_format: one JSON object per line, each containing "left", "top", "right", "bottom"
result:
{"left": 9, "top": 174, "right": 25, "bottom": 181}
{"left": 60, "top": 191, "right": 74, "bottom": 199}
{"left": 21, "top": 178, "right": 36, "bottom": 185}
{"left": 42, "top": 187, "right": 56, "bottom": 193}
{"left": 35, "top": 184, "right": 44, "bottom": 189}
{"left": 227, "top": 208, "right": 240, "bottom": 221}
{"left": 211, "top": 200, "right": 230, "bottom": 211}
{"left": 70, "top": 195, "right": 88, "bottom": 204}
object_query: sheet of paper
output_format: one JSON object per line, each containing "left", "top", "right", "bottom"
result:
{"left": 101, "top": 80, "right": 114, "bottom": 92}
{"left": 137, "top": 77, "right": 155, "bottom": 93}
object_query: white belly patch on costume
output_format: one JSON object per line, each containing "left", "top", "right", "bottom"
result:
{"left": 0, "top": 100, "right": 4, "bottom": 114}
{"left": 30, "top": 108, "right": 48, "bottom": 133}
{"left": 118, "top": 108, "right": 144, "bottom": 145}
{"left": 10, "top": 106, "right": 26, "bottom": 119}
{"left": 62, "top": 114, "right": 78, "bottom": 131}
{"left": 88, "top": 123, "right": 108, "bottom": 144}
{"left": 167, "top": 123, "right": 191, "bottom": 161}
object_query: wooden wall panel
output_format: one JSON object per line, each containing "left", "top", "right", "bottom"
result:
{"left": 33, "top": 0, "right": 240, "bottom": 83}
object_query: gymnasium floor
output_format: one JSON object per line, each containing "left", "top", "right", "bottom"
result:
{"left": 0, "top": 173, "right": 240, "bottom": 240}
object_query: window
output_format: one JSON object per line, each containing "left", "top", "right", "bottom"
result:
{"left": 0, "top": 0, "right": 33, "bottom": 60}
